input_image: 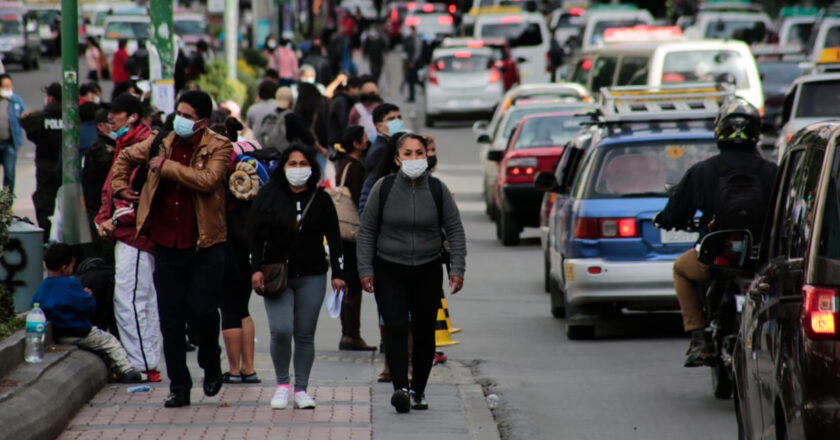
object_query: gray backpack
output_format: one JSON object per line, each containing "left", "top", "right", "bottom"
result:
{"left": 257, "top": 110, "right": 291, "bottom": 152}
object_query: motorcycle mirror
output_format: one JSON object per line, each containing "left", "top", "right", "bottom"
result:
{"left": 697, "top": 229, "right": 753, "bottom": 269}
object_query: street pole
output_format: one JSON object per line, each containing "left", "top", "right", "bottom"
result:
{"left": 59, "top": 0, "right": 91, "bottom": 245}
{"left": 225, "top": 0, "right": 238, "bottom": 81}
{"left": 150, "top": 0, "right": 175, "bottom": 116}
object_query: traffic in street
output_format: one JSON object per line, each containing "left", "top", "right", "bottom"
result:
{"left": 3, "top": 0, "right": 840, "bottom": 439}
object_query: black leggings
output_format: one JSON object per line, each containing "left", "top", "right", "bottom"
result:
{"left": 374, "top": 257, "right": 442, "bottom": 394}
{"left": 221, "top": 245, "right": 252, "bottom": 330}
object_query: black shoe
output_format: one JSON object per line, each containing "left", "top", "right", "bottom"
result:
{"left": 391, "top": 388, "right": 411, "bottom": 413}
{"left": 117, "top": 369, "right": 149, "bottom": 383}
{"left": 185, "top": 342, "right": 196, "bottom": 352}
{"left": 203, "top": 373, "right": 223, "bottom": 397}
{"left": 410, "top": 391, "right": 428, "bottom": 410}
{"left": 164, "top": 391, "right": 191, "bottom": 408}
{"left": 684, "top": 329, "right": 712, "bottom": 368}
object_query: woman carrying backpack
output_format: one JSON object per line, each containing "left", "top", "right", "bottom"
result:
{"left": 249, "top": 144, "right": 346, "bottom": 410}
{"left": 356, "top": 132, "right": 467, "bottom": 413}
{"left": 331, "top": 126, "right": 375, "bottom": 351}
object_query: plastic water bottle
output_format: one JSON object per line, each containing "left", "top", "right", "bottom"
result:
{"left": 486, "top": 394, "right": 499, "bottom": 409}
{"left": 127, "top": 385, "right": 151, "bottom": 393}
{"left": 24, "top": 303, "right": 46, "bottom": 363}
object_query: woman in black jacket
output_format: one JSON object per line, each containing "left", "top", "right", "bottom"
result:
{"left": 249, "top": 145, "right": 346, "bottom": 410}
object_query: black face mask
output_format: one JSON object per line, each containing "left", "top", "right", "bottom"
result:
{"left": 427, "top": 155, "right": 438, "bottom": 169}
{"left": 360, "top": 93, "right": 381, "bottom": 104}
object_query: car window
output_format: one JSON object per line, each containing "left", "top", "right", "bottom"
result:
{"left": 818, "top": 146, "right": 840, "bottom": 260}
{"left": 785, "top": 22, "right": 814, "bottom": 46}
{"left": 512, "top": 115, "right": 589, "bottom": 149}
{"left": 661, "top": 50, "right": 750, "bottom": 89}
{"left": 584, "top": 140, "right": 717, "bottom": 198}
{"left": 105, "top": 20, "right": 149, "bottom": 39}
{"left": 0, "top": 15, "right": 22, "bottom": 36}
{"left": 824, "top": 26, "right": 840, "bottom": 48}
{"left": 704, "top": 19, "right": 767, "bottom": 43}
{"left": 174, "top": 20, "right": 205, "bottom": 36}
{"left": 571, "top": 58, "right": 591, "bottom": 86}
{"left": 501, "top": 107, "right": 560, "bottom": 139}
{"left": 480, "top": 21, "right": 543, "bottom": 47}
{"left": 795, "top": 81, "right": 840, "bottom": 118}
{"left": 616, "top": 56, "right": 649, "bottom": 86}
{"left": 770, "top": 147, "right": 823, "bottom": 259}
{"left": 591, "top": 56, "right": 617, "bottom": 93}
{"left": 758, "top": 62, "right": 807, "bottom": 88}
{"left": 434, "top": 53, "right": 492, "bottom": 72}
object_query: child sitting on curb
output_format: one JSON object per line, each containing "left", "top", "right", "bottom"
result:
{"left": 33, "top": 243, "right": 148, "bottom": 383}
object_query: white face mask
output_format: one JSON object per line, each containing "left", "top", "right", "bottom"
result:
{"left": 400, "top": 159, "right": 428, "bottom": 179}
{"left": 285, "top": 167, "right": 312, "bottom": 187}
{"left": 302, "top": 76, "right": 316, "bottom": 84}
{"left": 0, "top": 89, "right": 12, "bottom": 99}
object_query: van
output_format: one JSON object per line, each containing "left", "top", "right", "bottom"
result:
{"left": 0, "top": 3, "right": 40, "bottom": 70}
{"left": 567, "top": 39, "right": 764, "bottom": 113}
{"left": 473, "top": 13, "right": 551, "bottom": 84}
{"left": 101, "top": 15, "right": 149, "bottom": 57}
{"left": 578, "top": 8, "right": 653, "bottom": 51}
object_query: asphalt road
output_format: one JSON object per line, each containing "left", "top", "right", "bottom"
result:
{"left": 9, "top": 52, "right": 738, "bottom": 439}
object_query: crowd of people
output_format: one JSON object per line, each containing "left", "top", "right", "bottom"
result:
{"left": 14, "top": 31, "right": 468, "bottom": 414}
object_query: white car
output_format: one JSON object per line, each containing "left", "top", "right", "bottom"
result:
{"left": 424, "top": 46, "right": 504, "bottom": 127}
{"left": 101, "top": 15, "right": 148, "bottom": 57}
{"left": 473, "top": 13, "right": 552, "bottom": 84}
{"left": 84, "top": 4, "right": 143, "bottom": 40}
{"left": 776, "top": 73, "right": 840, "bottom": 162}
{"left": 579, "top": 8, "right": 653, "bottom": 51}
{"left": 402, "top": 4, "right": 456, "bottom": 40}
{"left": 683, "top": 11, "right": 773, "bottom": 43}
{"left": 778, "top": 15, "right": 816, "bottom": 46}
{"left": 174, "top": 13, "right": 213, "bottom": 51}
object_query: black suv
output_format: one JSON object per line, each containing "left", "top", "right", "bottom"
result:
{"left": 699, "top": 121, "right": 840, "bottom": 439}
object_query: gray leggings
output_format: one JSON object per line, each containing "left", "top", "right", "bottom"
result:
{"left": 263, "top": 273, "right": 327, "bottom": 392}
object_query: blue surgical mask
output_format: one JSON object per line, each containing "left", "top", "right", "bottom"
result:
{"left": 113, "top": 125, "right": 130, "bottom": 139}
{"left": 108, "top": 131, "right": 119, "bottom": 140}
{"left": 386, "top": 118, "right": 404, "bottom": 135}
{"left": 174, "top": 115, "right": 197, "bottom": 138}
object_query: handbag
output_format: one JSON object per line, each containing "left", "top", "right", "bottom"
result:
{"left": 328, "top": 163, "right": 361, "bottom": 241}
{"left": 259, "top": 190, "right": 318, "bottom": 298}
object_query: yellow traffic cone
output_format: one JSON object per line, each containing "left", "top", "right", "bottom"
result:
{"left": 440, "top": 296, "right": 461, "bottom": 334}
{"left": 435, "top": 307, "right": 460, "bottom": 347}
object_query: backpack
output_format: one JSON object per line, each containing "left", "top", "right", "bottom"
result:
{"left": 329, "top": 162, "right": 361, "bottom": 241}
{"left": 353, "top": 103, "right": 377, "bottom": 141}
{"left": 257, "top": 110, "right": 291, "bottom": 152}
{"left": 711, "top": 156, "right": 768, "bottom": 238}
{"left": 75, "top": 257, "right": 117, "bottom": 334}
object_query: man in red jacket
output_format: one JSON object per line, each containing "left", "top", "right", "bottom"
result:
{"left": 112, "top": 39, "right": 130, "bottom": 85}
{"left": 95, "top": 94, "right": 162, "bottom": 382}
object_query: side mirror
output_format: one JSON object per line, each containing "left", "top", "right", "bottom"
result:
{"left": 487, "top": 150, "right": 504, "bottom": 162}
{"left": 697, "top": 229, "right": 753, "bottom": 269}
{"left": 472, "top": 120, "right": 489, "bottom": 134}
{"left": 516, "top": 57, "right": 528, "bottom": 64}
{"left": 534, "top": 171, "right": 559, "bottom": 192}
{"left": 477, "top": 134, "right": 491, "bottom": 143}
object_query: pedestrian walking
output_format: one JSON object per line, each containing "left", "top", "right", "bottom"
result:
{"left": 111, "top": 90, "right": 233, "bottom": 408}
{"left": 85, "top": 37, "right": 105, "bottom": 81}
{"left": 347, "top": 79, "right": 382, "bottom": 143}
{"left": 249, "top": 145, "right": 347, "bottom": 410}
{"left": 79, "top": 81, "right": 102, "bottom": 105}
{"left": 362, "top": 26, "right": 387, "bottom": 84}
{"left": 294, "top": 83, "right": 330, "bottom": 170}
{"left": 257, "top": 87, "right": 326, "bottom": 158}
{"left": 20, "top": 82, "right": 63, "bottom": 240}
{"left": 95, "top": 94, "right": 162, "bottom": 383}
{"left": 301, "top": 43, "right": 332, "bottom": 85}
{"left": 357, "top": 132, "right": 467, "bottom": 413}
{"left": 0, "top": 73, "right": 25, "bottom": 192}
{"left": 112, "top": 39, "right": 130, "bottom": 85}
{"left": 332, "top": 126, "right": 376, "bottom": 351}
{"left": 328, "top": 76, "right": 361, "bottom": 147}
{"left": 403, "top": 26, "right": 423, "bottom": 103}
{"left": 246, "top": 81, "right": 279, "bottom": 138}
{"left": 264, "top": 36, "right": 299, "bottom": 86}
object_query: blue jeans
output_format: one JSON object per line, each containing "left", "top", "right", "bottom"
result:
{"left": 0, "top": 140, "right": 17, "bottom": 192}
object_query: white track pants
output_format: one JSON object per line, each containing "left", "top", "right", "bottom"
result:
{"left": 114, "top": 241, "right": 161, "bottom": 371}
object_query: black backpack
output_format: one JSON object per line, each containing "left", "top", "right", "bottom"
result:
{"left": 711, "top": 156, "right": 768, "bottom": 237}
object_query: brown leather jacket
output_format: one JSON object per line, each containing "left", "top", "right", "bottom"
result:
{"left": 110, "top": 129, "right": 233, "bottom": 249}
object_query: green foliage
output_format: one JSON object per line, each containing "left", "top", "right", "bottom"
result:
{"left": 0, "top": 189, "right": 23, "bottom": 339}
{"left": 195, "top": 59, "right": 248, "bottom": 108}
{"left": 241, "top": 48, "right": 268, "bottom": 70}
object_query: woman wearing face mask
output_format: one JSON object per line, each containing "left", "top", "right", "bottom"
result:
{"left": 263, "top": 36, "right": 299, "bottom": 87}
{"left": 248, "top": 144, "right": 347, "bottom": 410}
{"left": 356, "top": 133, "right": 467, "bottom": 413}
{"left": 331, "top": 126, "right": 376, "bottom": 351}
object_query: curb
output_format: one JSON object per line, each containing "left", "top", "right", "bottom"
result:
{"left": 0, "top": 345, "right": 108, "bottom": 440}
{"left": 449, "top": 361, "right": 502, "bottom": 440}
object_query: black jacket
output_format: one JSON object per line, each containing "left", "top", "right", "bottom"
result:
{"left": 328, "top": 93, "right": 353, "bottom": 146}
{"left": 81, "top": 133, "right": 116, "bottom": 216}
{"left": 20, "top": 102, "right": 63, "bottom": 164}
{"left": 365, "top": 134, "right": 389, "bottom": 176}
{"left": 659, "top": 148, "right": 778, "bottom": 237}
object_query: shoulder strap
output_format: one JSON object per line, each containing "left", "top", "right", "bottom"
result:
{"left": 283, "top": 189, "right": 319, "bottom": 262}
{"left": 377, "top": 174, "right": 397, "bottom": 227}
{"left": 429, "top": 176, "right": 444, "bottom": 228}
{"left": 151, "top": 130, "right": 169, "bottom": 154}
{"left": 339, "top": 161, "right": 351, "bottom": 188}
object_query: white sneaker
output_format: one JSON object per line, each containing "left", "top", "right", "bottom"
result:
{"left": 294, "top": 391, "right": 316, "bottom": 409}
{"left": 270, "top": 387, "right": 290, "bottom": 409}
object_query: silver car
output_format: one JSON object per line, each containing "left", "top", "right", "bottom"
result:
{"left": 424, "top": 47, "right": 505, "bottom": 127}
{"left": 776, "top": 73, "right": 840, "bottom": 162}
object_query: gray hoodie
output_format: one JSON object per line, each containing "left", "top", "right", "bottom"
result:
{"left": 357, "top": 171, "right": 466, "bottom": 279}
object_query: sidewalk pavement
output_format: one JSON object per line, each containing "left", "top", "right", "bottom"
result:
{"left": 57, "top": 351, "right": 498, "bottom": 440}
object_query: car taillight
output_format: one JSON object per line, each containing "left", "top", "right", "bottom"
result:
{"left": 489, "top": 67, "right": 501, "bottom": 83}
{"left": 546, "top": 52, "right": 552, "bottom": 72}
{"left": 423, "top": 3, "right": 434, "bottom": 12}
{"left": 391, "top": 8, "right": 398, "bottom": 22}
{"left": 542, "top": 192, "right": 557, "bottom": 224}
{"left": 438, "top": 15, "right": 453, "bottom": 25}
{"left": 506, "top": 157, "right": 537, "bottom": 179}
{"left": 802, "top": 285, "right": 837, "bottom": 339}
{"left": 428, "top": 63, "right": 439, "bottom": 85}
{"left": 787, "top": 132, "right": 794, "bottom": 144}
{"left": 448, "top": 4, "right": 456, "bottom": 13}
{"left": 573, "top": 218, "right": 638, "bottom": 239}
{"left": 405, "top": 16, "right": 421, "bottom": 26}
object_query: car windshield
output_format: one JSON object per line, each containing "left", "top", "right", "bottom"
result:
{"left": 661, "top": 50, "right": 750, "bottom": 88}
{"left": 410, "top": 14, "right": 454, "bottom": 36}
{"left": 93, "top": 11, "right": 107, "bottom": 26}
{"left": 513, "top": 115, "right": 588, "bottom": 149}
{"left": 105, "top": 20, "right": 149, "bottom": 39}
{"left": 554, "top": 12, "right": 584, "bottom": 29}
{"left": 501, "top": 106, "right": 586, "bottom": 139}
{"left": 784, "top": 22, "right": 814, "bottom": 45}
{"left": 34, "top": 10, "right": 59, "bottom": 24}
{"left": 796, "top": 80, "right": 840, "bottom": 118}
{"left": 590, "top": 19, "right": 644, "bottom": 45}
{"left": 704, "top": 19, "right": 766, "bottom": 43}
{"left": 479, "top": 21, "right": 543, "bottom": 47}
{"left": 758, "top": 62, "right": 807, "bottom": 88}
{"left": 0, "top": 15, "right": 21, "bottom": 36}
{"left": 174, "top": 20, "right": 205, "bottom": 36}
{"left": 585, "top": 140, "right": 717, "bottom": 198}
{"left": 434, "top": 53, "right": 491, "bottom": 72}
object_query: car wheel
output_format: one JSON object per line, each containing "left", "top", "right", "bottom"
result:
{"left": 543, "top": 249, "right": 551, "bottom": 293}
{"left": 549, "top": 279, "right": 565, "bottom": 318}
{"left": 564, "top": 291, "right": 594, "bottom": 339}
{"left": 22, "top": 58, "right": 30, "bottom": 71}
{"left": 33, "top": 57, "right": 39, "bottom": 70}
{"left": 425, "top": 114, "right": 435, "bottom": 127}
{"left": 500, "top": 208, "right": 520, "bottom": 246}
{"left": 494, "top": 214, "right": 502, "bottom": 240}
{"left": 711, "top": 364, "right": 733, "bottom": 399}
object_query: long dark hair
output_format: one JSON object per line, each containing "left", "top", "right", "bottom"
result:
{"left": 373, "top": 131, "right": 427, "bottom": 181}
{"left": 295, "top": 83, "right": 325, "bottom": 129}
{"left": 249, "top": 144, "right": 323, "bottom": 236}
{"left": 331, "top": 125, "right": 365, "bottom": 161}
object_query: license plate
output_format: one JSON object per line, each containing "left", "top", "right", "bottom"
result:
{"left": 449, "top": 99, "right": 483, "bottom": 108}
{"left": 735, "top": 294, "right": 746, "bottom": 312}
{"left": 660, "top": 229, "right": 698, "bottom": 244}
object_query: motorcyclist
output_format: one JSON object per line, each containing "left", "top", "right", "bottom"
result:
{"left": 654, "top": 98, "right": 777, "bottom": 367}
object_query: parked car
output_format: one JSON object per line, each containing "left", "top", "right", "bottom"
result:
{"left": 0, "top": 4, "right": 40, "bottom": 70}
{"left": 710, "top": 120, "right": 840, "bottom": 439}
{"left": 776, "top": 73, "right": 840, "bottom": 162}
{"left": 536, "top": 85, "right": 729, "bottom": 338}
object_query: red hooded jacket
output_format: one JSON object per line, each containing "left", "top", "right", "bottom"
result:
{"left": 94, "top": 124, "right": 155, "bottom": 253}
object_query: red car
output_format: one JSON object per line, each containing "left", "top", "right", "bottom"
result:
{"left": 441, "top": 37, "right": 521, "bottom": 91}
{"left": 489, "top": 111, "right": 591, "bottom": 245}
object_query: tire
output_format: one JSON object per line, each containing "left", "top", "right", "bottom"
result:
{"left": 21, "top": 58, "right": 30, "bottom": 71}
{"left": 711, "top": 364, "right": 733, "bottom": 399}
{"left": 33, "top": 57, "right": 39, "bottom": 70}
{"left": 494, "top": 215, "right": 502, "bottom": 240}
{"left": 500, "top": 208, "right": 520, "bottom": 246}
{"left": 564, "top": 291, "right": 593, "bottom": 339}
{"left": 543, "top": 250, "right": 551, "bottom": 293}
{"left": 425, "top": 114, "right": 435, "bottom": 127}
{"left": 550, "top": 281, "right": 565, "bottom": 319}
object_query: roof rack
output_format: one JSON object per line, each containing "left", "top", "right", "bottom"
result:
{"left": 597, "top": 83, "right": 735, "bottom": 122}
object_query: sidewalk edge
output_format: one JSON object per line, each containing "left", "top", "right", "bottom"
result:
{"left": 450, "top": 362, "right": 502, "bottom": 440}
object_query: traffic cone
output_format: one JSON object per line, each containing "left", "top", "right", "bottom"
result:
{"left": 435, "top": 307, "right": 460, "bottom": 347}
{"left": 440, "top": 295, "right": 461, "bottom": 334}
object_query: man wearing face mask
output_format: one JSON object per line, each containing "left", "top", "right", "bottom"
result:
{"left": 111, "top": 90, "right": 233, "bottom": 408}
{"left": 365, "top": 103, "right": 402, "bottom": 174}
{"left": 94, "top": 94, "right": 162, "bottom": 383}
{"left": 20, "top": 82, "right": 63, "bottom": 240}
{"left": 0, "top": 74, "right": 25, "bottom": 192}
{"left": 347, "top": 79, "right": 381, "bottom": 142}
